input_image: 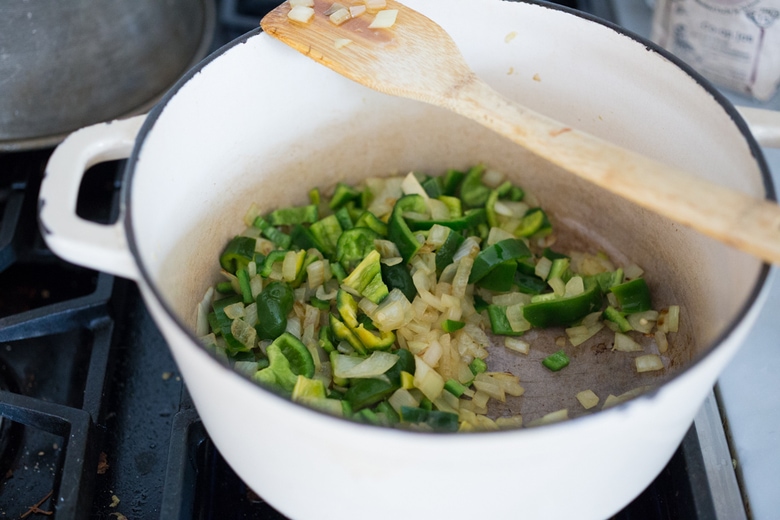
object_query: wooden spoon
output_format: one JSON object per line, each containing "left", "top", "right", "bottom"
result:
{"left": 261, "top": 0, "right": 780, "bottom": 265}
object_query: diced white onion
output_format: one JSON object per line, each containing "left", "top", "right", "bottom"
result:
{"left": 504, "top": 337, "right": 530, "bottom": 355}
{"left": 323, "top": 2, "right": 345, "bottom": 15}
{"left": 612, "top": 331, "right": 643, "bottom": 352}
{"left": 564, "top": 276, "right": 584, "bottom": 298}
{"left": 369, "top": 9, "right": 398, "bottom": 29}
{"left": 576, "top": 389, "right": 599, "bottom": 409}
{"left": 602, "top": 385, "right": 654, "bottom": 410}
{"left": 506, "top": 304, "right": 531, "bottom": 333}
{"left": 426, "top": 225, "right": 450, "bottom": 248}
{"left": 335, "top": 351, "right": 399, "bottom": 379}
{"left": 349, "top": 5, "right": 366, "bottom": 17}
{"left": 223, "top": 302, "right": 245, "bottom": 320}
{"left": 329, "top": 7, "right": 350, "bottom": 25}
{"left": 414, "top": 355, "right": 445, "bottom": 401}
{"left": 655, "top": 330, "right": 669, "bottom": 354}
{"left": 243, "top": 303, "right": 258, "bottom": 328}
{"left": 658, "top": 305, "right": 680, "bottom": 333}
{"left": 307, "top": 260, "right": 325, "bottom": 289}
{"left": 196, "top": 286, "right": 215, "bottom": 337}
{"left": 496, "top": 415, "right": 523, "bottom": 429}
{"left": 473, "top": 373, "right": 505, "bottom": 402}
{"left": 486, "top": 226, "right": 515, "bottom": 246}
{"left": 623, "top": 263, "right": 644, "bottom": 279}
{"left": 388, "top": 387, "right": 419, "bottom": 414}
{"left": 627, "top": 310, "right": 658, "bottom": 334}
{"left": 282, "top": 251, "right": 299, "bottom": 282}
{"left": 364, "top": 0, "right": 386, "bottom": 11}
{"left": 481, "top": 169, "right": 506, "bottom": 188}
{"left": 287, "top": 5, "right": 315, "bottom": 23}
{"left": 635, "top": 354, "right": 664, "bottom": 373}
{"left": 535, "top": 256, "right": 552, "bottom": 280}
{"left": 331, "top": 354, "right": 363, "bottom": 377}
{"left": 548, "top": 276, "right": 565, "bottom": 297}
{"left": 231, "top": 318, "right": 256, "bottom": 349}
{"left": 565, "top": 322, "right": 604, "bottom": 347}
{"left": 422, "top": 339, "right": 443, "bottom": 367}
{"left": 488, "top": 372, "right": 524, "bottom": 396}
{"left": 526, "top": 408, "right": 568, "bottom": 428}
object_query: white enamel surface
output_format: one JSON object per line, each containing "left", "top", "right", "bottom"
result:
{"left": 40, "top": 0, "right": 777, "bottom": 518}
{"left": 40, "top": 115, "right": 145, "bottom": 280}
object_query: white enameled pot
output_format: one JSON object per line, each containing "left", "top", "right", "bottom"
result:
{"left": 39, "top": 1, "right": 780, "bottom": 518}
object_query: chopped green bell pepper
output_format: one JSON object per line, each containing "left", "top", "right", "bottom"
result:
{"left": 388, "top": 194, "right": 427, "bottom": 263}
{"left": 255, "top": 281, "right": 294, "bottom": 340}
{"left": 219, "top": 236, "right": 256, "bottom": 274}
{"left": 268, "top": 205, "right": 318, "bottom": 226}
{"left": 542, "top": 350, "right": 570, "bottom": 372}
{"left": 380, "top": 262, "right": 417, "bottom": 302}
{"left": 469, "top": 238, "right": 531, "bottom": 284}
{"left": 611, "top": 278, "right": 652, "bottom": 314}
{"left": 341, "top": 250, "right": 389, "bottom": 304}
{"left": 336, "top": 227, "right": 381, "bottom": 272}
{"left": 522, "top": 278, "right": 603, "bottom": 328}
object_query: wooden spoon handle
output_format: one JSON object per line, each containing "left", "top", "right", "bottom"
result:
{"left": 449, "top": 76, "right": 780, "bottom": 264}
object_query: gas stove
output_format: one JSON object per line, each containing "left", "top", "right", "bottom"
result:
{"left": 1, "top": 1, "right": 777, "bottom": 518}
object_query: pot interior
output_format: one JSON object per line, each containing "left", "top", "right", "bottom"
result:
{"left": 127, "top": 0, "right": 767, "bottom": 422}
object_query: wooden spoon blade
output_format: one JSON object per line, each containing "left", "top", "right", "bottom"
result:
{"left": 260, "top": 0, "right": 474, "bottom": 102}
{"left": 262, "top": 0, "right": 780, "bottom": 266}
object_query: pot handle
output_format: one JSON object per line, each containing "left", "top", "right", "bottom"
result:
{"left": 737, "top": 106, "right": 780, "bottom": 148}
{"left": 39, "top": 115, "right": 145, "bottom": 281}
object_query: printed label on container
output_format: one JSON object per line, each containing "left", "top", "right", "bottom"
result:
{"left": 652, "top": 0, "right": 780, "bottom": 101}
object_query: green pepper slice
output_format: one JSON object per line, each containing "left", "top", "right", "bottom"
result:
{"left": 406, "top": 208, "right": 487, "bottom": 232}
{"left": 421, "top": 176, "right": 443, "bottom": 198}
{"left": 253, "top": 341, "right": 298, "bottom": 393}
{"left": 309, "top": 215, "right": 343, "bottom": 257}
{"left": 342, "top": 250, "right": 389, "bottom": 304}
{"left": 603, "top": 306, "right": 632, "bottom": 332}
{"left": 476, "top": 260, "right": 517, "bottom": 292}
{"left": 388, "top": 194, "right": 427, "bottom": 263}
{"left": 515, "top": 208, "right": 552, "bottom": 238}
{"left": 344, "top": 378, "right": 395, "bottom": 411}
{"left": 255, "top": 281, "right": 294, "bottom": 340}
{"left": 469, "top": 238, "right": 531, "bottom": 284}
{"left": 259, "top": 250, "right": 289, "bottom": 278}
{"left": 219, "top": 236, "right": 256, "bottom": 274}
{"left": 611, "top": 278, "right": 652, "bottom": 314}
{"left": 441, "top": 169, "right": 465, "bottom": 196}
{"left": 268, "top": 205, "right": 318, "bottom": 226}
{"left": 380, "top": 262, "right": 417, "bottom": 302}
{"left": 522, "top": 278, "right": 603, "bottom": 328}
{"left": 542, "top": 350, "right": 570, "bottom": 372}
{"left": 334, "top": 206, "right": 354, "bottom": 231}
{"left": 354, "top": 211, "right": 388, "bottom": 237}
{"left": 252, "top": 216, "right": 292, "bottom": 249}
{"left": 329, "top": 313, "right": 366, "bottom": 354}
{"left": 337, "top": 227, "right": 381, "bottom": 272}
{"left": 434, "top": 229, "right": 465, "bottom": 274}
{"left": 329, "top": 182, "right": 361, "bottom": 210}
{"left": 400, "top": 406, "right": 459, "bottom": 432}
{"left": 459, "top": 164, "right": 490, "bottom": 209}
{"left": 274, "top": 332, "right": 315, "bottom": 379}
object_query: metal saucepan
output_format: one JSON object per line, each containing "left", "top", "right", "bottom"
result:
{"left": 37, "top": 1, "right": 780, "bottom": 518}
{"left": 0, "top": 0, "right": 215, "bottom": 151}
